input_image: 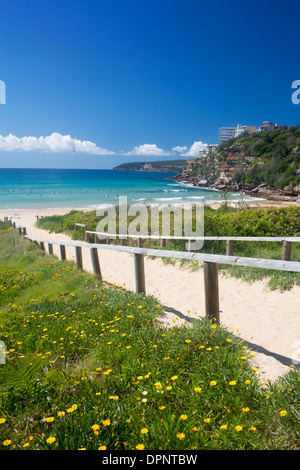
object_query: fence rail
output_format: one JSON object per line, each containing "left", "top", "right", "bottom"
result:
{"left": 85, "top": 229, "right": 300, "bottom": 261}
{"left": 21, "top": 229, "right": 300, "bottom": 325}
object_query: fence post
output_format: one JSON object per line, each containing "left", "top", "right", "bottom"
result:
{"left": 75, "top": 246, "right": 83, "bottom": 269}
{"left": 161, "top": 239, "right": 166, "bottom": 248}
{"left": 226, "top": 240, "right": 234, "bottom": 256}
{"left": 282, "top": 241, "right": 292, "bottom": 261}
{"left": 90, "top": 247, "right": 102, "bottom": 280}
{"left": 60, "top": 244, "right": 66, "bottom": 260}
{"left": 134, "top": 253, "right": 146, "bottom": 294}
{"left": 203, "top": 262, "right": 220, "bottom": 324}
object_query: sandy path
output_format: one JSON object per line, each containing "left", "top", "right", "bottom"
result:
{"left": 1, "top": 207, "right": 300, "bottom": 383}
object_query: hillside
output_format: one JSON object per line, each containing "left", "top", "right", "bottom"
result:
{"left": 113, "top": 159, "right": 188, "bottom": 172}
{"left": 172, "top": 126, "right": 300, "bottom": 201}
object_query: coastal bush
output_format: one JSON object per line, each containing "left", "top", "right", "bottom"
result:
{"left": 36, "top": 205, "right": 300, "bottom": 240}
{"left": 36, "top": 205, "right": 300, "bottom": 290}
{"left": 0, "top": 223, "right": 299, "bottom": 450}
{"left": 229, "top": 127, "right": 300, "bottom": 189}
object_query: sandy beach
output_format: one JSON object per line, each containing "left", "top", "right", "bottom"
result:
{"left": 1, "top": 203, "right": 300, "bottom": 383}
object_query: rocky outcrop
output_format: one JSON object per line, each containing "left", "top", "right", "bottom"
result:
{"left": 171, "top": 151, "right": 300, "bottom": 202}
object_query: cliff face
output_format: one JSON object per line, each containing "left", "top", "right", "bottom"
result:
{"left": 173, "top": 149, "right": 251, "bottom": 189}
{"left": 172, "top": 146, "right": 300, "bottom": 201}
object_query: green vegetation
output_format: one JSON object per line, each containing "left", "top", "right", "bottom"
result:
{"left": 0, "top": 222, "right": 299, "bottom": 450}
{"left": 36, "top": 205, "right": 300, "bottom": 291}
{"left": 218, "top": 125, "right": 300, "bottom": 190}
{"left": 113, "top": 159, "right": 188, "bottom": 172}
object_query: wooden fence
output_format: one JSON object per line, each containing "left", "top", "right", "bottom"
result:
{"left": 20, "top": 228, "right": 300, "bottom": 325}
{"left": 85, "top": 229, "right": 300, "bottom": 261}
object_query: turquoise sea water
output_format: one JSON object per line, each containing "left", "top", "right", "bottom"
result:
{"left": 0, "top": 168, "right": 256, "bottom": 210}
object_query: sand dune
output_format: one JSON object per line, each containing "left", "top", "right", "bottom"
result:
{"left": 1, "top": 207, "right": 300, "bottom": 383}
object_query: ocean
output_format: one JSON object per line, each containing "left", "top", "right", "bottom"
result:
{"left": 0, "top": 168, "right": 255, "bottom": 210}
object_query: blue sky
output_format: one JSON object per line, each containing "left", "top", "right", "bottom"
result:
{"left": 0, "top": 0, "right": 300, "bottom": 169}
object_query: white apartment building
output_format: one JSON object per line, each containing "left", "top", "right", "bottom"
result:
{"left": 218, "top": 127, "right": 236, "bottom": 143}
{"left": 218, "top": 121, "right": 285, "bottom": 144}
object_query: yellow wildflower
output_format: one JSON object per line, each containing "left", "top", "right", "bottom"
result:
{"left": 136, "top": 444, "right": 145, "bottom": 450}
{"left": 44, "top": 416, "right": 54, "bottom": 422}
{"left": 102, "top": 418, "right": 111, "bottom": 426}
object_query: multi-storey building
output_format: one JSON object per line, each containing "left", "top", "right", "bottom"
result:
{"left": 218, "top": 127, "right": 236, "bottom": 143}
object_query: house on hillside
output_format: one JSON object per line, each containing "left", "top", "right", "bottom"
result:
{"left": 257, "top": 121, "right": 285, "bottom": 132}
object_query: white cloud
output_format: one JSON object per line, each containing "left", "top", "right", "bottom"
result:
{"left": 0, "top": 132, "right": 115, "bottom": 155}
{"left": 180, "top": 141, "right": 208, "bottom": 157}
{"left": 172, "top": 145, "right": 188, "bottom": 153}
{"left": 123, "top": 143, "right": 172, "bottom": 157}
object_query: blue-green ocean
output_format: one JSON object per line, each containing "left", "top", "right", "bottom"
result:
{"left": 0, "top": 168, "right": 255, "bottom": 210}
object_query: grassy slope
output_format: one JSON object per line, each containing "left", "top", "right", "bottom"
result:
{"left": 0, "top": 222, "right": 299, "bottom": 450}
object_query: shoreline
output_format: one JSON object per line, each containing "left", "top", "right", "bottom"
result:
{"left": 170, "top": 176, "right": 300, "bottom": 205}
{"left": 1, "top": 204, "right": 300, "bottom": 383}
{"left": 0, "top": 196, "right": 299, "bottom": 215}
